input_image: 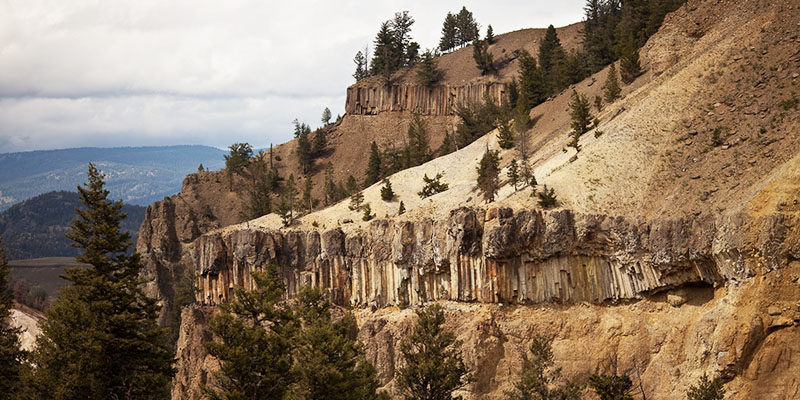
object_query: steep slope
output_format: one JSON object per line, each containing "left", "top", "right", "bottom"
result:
{"left": 141, "top": 0, "right": 800, "bottom": 398}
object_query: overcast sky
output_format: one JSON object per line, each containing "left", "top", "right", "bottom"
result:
{"left": 0, "top": 1, "right": 585, "bottom": 153}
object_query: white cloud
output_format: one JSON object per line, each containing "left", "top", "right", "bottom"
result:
{"left": 0, "top": 0, "right": 584, "bottom": 152}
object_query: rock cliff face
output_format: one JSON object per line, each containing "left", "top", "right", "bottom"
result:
{"left": 190, "top": 208, "right": 798, "bottom": 309}
{"left": 345, "top": 81, "right": 509, "bottom": 116}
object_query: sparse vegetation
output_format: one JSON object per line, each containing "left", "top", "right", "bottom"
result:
{"left": 397, "top": 304, "right": 472, "bottom": 400}
{"left": 687, "top": 374, "right": 725, "bottom": 400}
{"left": 418, "top": 173, "right": 449, "bottom": 199}
{"left": 604, "top": 63, "right": 622, "bottom": 103}
{"left": 537, "top": 185, "right": 558, "bottom": 208}
{"left": 506, "top": 334, "right": 581, "bottom": 400}
{"left": 588, "top": 373, "right": 635, "bottom": 400}
{"left": 361, "top": 203, "right": 375, "bottom": 221}
{"left": 398, "top": 201, "right": 406, "bottom": 215}
{"left": 568, "top": 90, "right": 593, "bottom": 152}
{"left": 476, "top": 149, "right": 501, "bottom": 203}
{"left": 779, "top": 96, "right": 799, "bottom": 110}
{"left": 349, "top": 191, "right": 365, "bottom": 211}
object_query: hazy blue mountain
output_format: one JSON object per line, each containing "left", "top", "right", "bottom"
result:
{"left": 0, "top": 145, "right": 226, "bottom": 210}
{"left": 0, "top": 191, "right": 146, "bottom": 260}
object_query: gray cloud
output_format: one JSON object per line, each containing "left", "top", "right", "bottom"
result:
{"left": 0, "top": 0, "right": 584, "bottom": 152}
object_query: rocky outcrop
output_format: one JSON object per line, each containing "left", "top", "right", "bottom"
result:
{"left": 345, "top": 82, "right": 509, "bottom": 116}
{"left": 190, "top": 207, "right": 799, "bottom": 308}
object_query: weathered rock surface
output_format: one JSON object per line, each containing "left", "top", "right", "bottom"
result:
{"left": 345, "top": 82, "right": 509, "bottom": 116}
{"left": 189, "top": 207, "right": 798, "bottom": 309}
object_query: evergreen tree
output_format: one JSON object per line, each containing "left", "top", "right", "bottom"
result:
{"left": 349, "top": 192, "right": 365, "bottom": 211}
{"left": 312, "top": 127, "right": 328, "bottom": 156}
{"left": 392, "top": 11, "right": 415, "bottom": 61}
{"left": 398, "top": 201, "right": 406, "bottom": 215}
{"left": 279, "top": 174, "right": 299, "bottom": 226}
{"left": 517, "top": 50, "right": 547, "bottom": 110}
{"left": 497, "top": 120, "right": 515, "bottom": 150}
{"left": 241, "top": 152, "right": 275, "bottom": 220}
{"left": 302, "top": 175, "right": 314, "bottom": 212}
{"left": 353, "top": 50, "right": 368, "bottom": 81}
{"left": 406, "top": 113, "right": 432, "bottom": 167}
{"left": 506, "top": 335, "right": 580, "bottom": 400}
{"left": 0, "top": 235, "right": 25, "bottom": 397}
{"left": 365, "top": 141, "right": 383, "bottom": 186}
{"left": 418, "top": 173, "right": 449, "bottom": 199}
{"left": 417, "top": 50, "right": 444, "bottom": 87}
{"left": 538, "top": 25, "right": 569, "bottom": 94}
{"left": 687, "top": 374, "right": 725, "bottom": 400}
{"left": 619, "top": 34, "right": 642, "bottom": 84}
{"left": 473, "top": 39, "right": 495, "bottom": 75}
{"left": 520, "top": 160, "right": 536, "bottom": 188}
{"left": 439, "top": 13, "right": 458, "bottom": 52}
{"left": 568, "top": 90, "right": 592, "bottom": 152}
{"left": 476, "top": 150, "right": 501, "bottom": 203}
{"left": 537, "top": 185, "right": 558, "bottom": 208}
{"left": 361, "top": 203, "right": 375, "bottom": 221}
{"left": 224, "top": 142, "right": 252, "bottom": 190}
{"left": 197, "top": 163, "right": 204, "bottom": 173}
{"left": 322, "top": 107, "right": 332, "bottom": 125}
{"left": 508, "top": 78, "right": 519, "bottom": 110}
{"left": 588, "top": 373, "right": 634, "bottom": 400}
{"left": 514, "top": 103, "right": 532, "bottom": 160}
{"left": 324, "top": 163, "right": 338, "bottom": 206}
{"left": 295, "top": 120, "right": 314, "bottom": 174}
{"left": 485, "top": 25, "right": 495, "bottom": 44}
{"left": 30, "top": 164, "right": 175, "bottom": 399}
{"left": 538, "top": 25, "right": 562, "bottom": 75}
{"left": 380, "top": 179, "right": 396, "bottom": 201}
{"left": 291, "top": 287, "right": 385, "bottom": 400}
{"left": 203, "top": 265, "right": 296, "bottom": 400}
{"left": 397, "top": 304, "right": 471, "bottom": 400}
{"left": 346, "top": 175, "right": 360, "bottom": 195}
{"left": 507, "top": 159, "right": 521, "bottom": 191}
{"left": 455, "top": 7, "right": 479, "bottom": 47}
{"left": 454, "top": 94, "right": 504, "bottom": 149}
{"left": 406, "top": 41, "right": 421, "bottom": 66}
{"left": 371, "top": 21, "right": 400, "bottom": 83}
{"left": 603, "top": 62, "right": 622, "bottom": 103}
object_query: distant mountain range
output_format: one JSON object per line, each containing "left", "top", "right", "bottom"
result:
{"left": 0, "top": 191, "right": 146, "bottom": 260}
{"left": 0, "top": 145, "right": 226, "bottom": 211}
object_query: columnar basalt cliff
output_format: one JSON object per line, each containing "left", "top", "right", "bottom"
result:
{"left": 345, "top": 81, "right": 509, "bottom": 116}
{"left": 190, "top": 208, "right": 799, "bottom": 308}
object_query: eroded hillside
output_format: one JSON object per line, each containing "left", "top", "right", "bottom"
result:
{"left": 137, "top": 0, "right": 800, "bottom": 398}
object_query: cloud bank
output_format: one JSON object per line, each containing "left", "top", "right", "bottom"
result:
{"left": 0, "top": 0, "right": 584, "bottom": 152}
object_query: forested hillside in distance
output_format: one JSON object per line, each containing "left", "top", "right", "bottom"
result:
{"left": 0, "top": 145, "right": 225, "bottom": 211}
{"left": 0, "top": 191, "right": 145, "bottom": 260}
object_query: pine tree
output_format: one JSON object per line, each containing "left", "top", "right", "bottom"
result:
{"left": 485, "top": 25, "right": 495, "bottom": 44}
{"left": 392, "top": 11, "right": 415, "bottom": 62}
{"left": 290, "top": 287, "right": 385, "bottom": 400}
{"left": 476, "top": 150, "right": 501, "bottom": 203}
{"left": 537, "top": 185, "right": 558, "bottom": 208}
{"left": 295, "top": 120, "right": 314, "bottom": 174}
{"left": 30, "top": 164, "right": 175, "bottom": 399}
{"left": 619, "top": 34, "right": 642, "bottom": 84}
{"left": 0, "top": 235, "right": 25, "bottom": 396}
{"left": 279, "top": 174, "right": 299, "bottom": 226}
{"left": 497, "top": 120, "right": 515, "bottom": 150}
{"left": 473, "top": 39, "right": 495, "bottom": 75}
{"left": 397, "top": 304, "right": 471, "bottom": 400}
{"left": 346, "top": 175, "right": 359, "bottom": 195}
{"left": 417, "top": 49, "right": 444, "bottom": 87}
{"left": 405, "top": 42, "right": 420, "bottom": 66}
{"left": 604, "top": 63, "right": 622, "bottom": 103}
{"left": 588, "top": 373, "right": 634, "bottom": 400}
{"left": 439, "top": 13, "right": 458, "bottom": 52}
{"left": 455, "top": 7, "right": 479, "bottom": 47}
{"left": 203, "top": 265, "right": 296, "bottom": 400}
{"left": 517, "top": 50, "right": 547, "bottom": 110}
{"left": 539, "top": 25, "right": 569, "bottom": 94}
{"left": 520, "top": 160, "right": 536, "bottom": 188}
{"left": 353, "top": 50, "right": 368, "bottom": 81}
{"left": 322, "top": 107, "right": 332, "bottom": 125}
{"left": 312, "top": 127, "right": 328, "bottom": 156}
{"left": 361, "top": 203, "right": 375, "bottom": 221}
{"left": 406, "top": 113, "right": 432, "bottom": 167}
{"left": 371, "top": 21, "right": 400, "bottom": 83}
{"left": 418, "top": 173, "right": 449, "bottom": 199}
{"left": 365, "top": 141, "right": 382, "bottom": 186}
{"left": 506, "top": 335, "right": 580, "bottom": 400}
{"left": 514, "top": 103, "right": 532, "bottom": 160}
{"left": 380, "top": 179, "right": 395, "bottom": 201}
{"left": 324, "top": 163, "right": 338, "bottom": 206}
{"left": 507, "top": 159, "right": 520, "bottom": 191}
{"left": 349, "top": 192, "right": 364, "bottom": 211}
{"left": 568, "top": 90, "right": 592, "bottom": 152}
{"left": 198, "top": 163, "right": 204, "bottom": 173}
{"left": 538, "top": 25, "right": 562, "bottom": 75}
{"left": 687, "top": 374, "right": 725, "bottom": 400}
{"left": 398, "top": 201, "right": 406, "bottom": 215}
{"left": 224, "top": 142, "right": 252, "bottom": 190}
{"left": 302, "top": 175, "right": 314, "bottom": 212}
{"left": 508, "top": 78, "right": 519, "bottom": 109}
{"left": 241, "top": 152, "right": 274, "bottom": 220}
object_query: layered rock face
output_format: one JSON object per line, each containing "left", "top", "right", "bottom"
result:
{"left": 191, "top": 207, "right": 799, "bottom": 309}
{"left": 345, "top": 81, "right": 508, "bottom": 116}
